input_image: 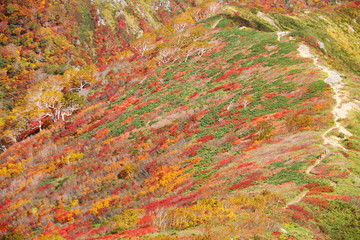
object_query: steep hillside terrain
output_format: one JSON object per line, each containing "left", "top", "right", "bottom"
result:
{"left": 1, "top": 0, "right": 359, "bottom": 239}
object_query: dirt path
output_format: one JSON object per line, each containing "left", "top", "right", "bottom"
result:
{"left": 211, "top": 17, "right": 223, "bottom": 29}
{"left": 283, "top": 44, "right": 359, "bottom": 207}
{"left": 285, "top": 191, "right": 309, "bottom": 207}
{"left": 298, "top": 44, "right": 358, "bottom": 150}
{"left": 257, "top": 10, "right": 359, "bottom": 221}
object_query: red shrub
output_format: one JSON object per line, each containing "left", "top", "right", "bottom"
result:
{"left": 285, "top": 73, "right": 298, "bottom": 81}
{"left": 58, "top": 223, "right": 78, "bottom": 236}
{"left": 288, "top": 205, "right": 313, "bottom": 220}
{"left": 244, "top": 144, "right": 262, "bottom": 151}
{"left": 144, "top": 196, "right": 177, "bottom": 212}
{"left": 245, "top": 171, "right": 263, "bottom": 181}
{"left": 94, "top": 128, "right": 110, "bottom": 139}
{"left": 304, "top": 183, "right": 320, "bottom": 189}
{"left": 224, "top": 135, "right": 238, "bottom": 143}
{"left": 0, "top": 199, "right": 11, "bottom": 210}
{"left": 237, "top": 162, "right": 254, "bottom": 169}
{"left": 135, "top": 98, "right": 160, "bottom": 110}
{"left": 272, "top": 110, "right": 288, "bottom": 119}
{"left": 230, "top": 179, "right": 254, "bottom": 190}
{"left": 303, "top": 197, "right": 329, "bottom": 207}
{"left": 137, "top": 215, "right": 153, "bottom": 225}
{"left": 169, "top": 125, "right": 178, "bottom": 136}
{"left": 264, "top": 92, "right": 277, "bottom": 99}
{"left": 189, "top": 92, "right": 199, "bottom": 99}
{"left": 294, "top": 109, "right": 307, "bottom": 116}
{"left": 97, "top": 144, "right": 111, "bottom": 157}
{"left": 101, "top": 234, "right": 122, "bottom": 239}
{"left": 285, "top": 146, "right": 305, "bottom": 152}
{"left": 170, "top": 192, "right": 198, "bottom": 206}
{"left": 310, "top": 186, "right": 334, "bottom": 193}
{"left": 322, "top": 194, "right": 351, "bottom": 201}
{"left": 197, "top": 135, "right": 214, "bottom": 143}
{"left": 180, "top": 145, "right": 201, "bottom": 157}
{"left": 38, "top": 183, "right": 53, "bottom": 191}
{"left": 109, "top": 94, "right": 121, "bottom": 102}
{"left": 55, "top": 209, "right": 78, "bottom": 224}
{"left": 216, "top": 156, "right": 235, "bottom": 167}
{"left": 207, "top": 83, "right": 240, "bottom": 93}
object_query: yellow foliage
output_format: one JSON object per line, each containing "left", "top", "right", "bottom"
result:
{"left": 230, "top": 190, "right": 285, "bottom": 211}
{"left": 138, "top": 141, "right": 153, "bottom": 150}
{"left": 0, "top": 158, "right": 27, "bottom": 177}
{"left": 71, "top": 199, "right": 79, "bottom": 207}
{"left": 123, "top": 11, "right": 142, "bottom": 37}
{"left": 155, "top": 25, "right": 177, "bottom": 39}
{"left": 74, "top": 102, "right": 107, "bottom": 121}
{"left": 137, "top": 153, "right": 149, "bottom": 161}
{"left": 326, "top": 26, "right": 360, "bottom": 68}
{"left": 117, "top": 164, "right": 137, "bottom": 180}
{"left": 107, "top": 209, "right": 145, "bottom": 232}
{"left": 103, "top": 160, "right": 123, "bottom": 173}
{"left": 167, "top": 207, "right": 196, "bottom": 230}
{"left": 63, "top": 65, "right": 96, "bottom": 90}
{"left": 172, "top": 13, "right": 195, "bottom": 32}
{"left": 0, "top": 33, "right": 9, "bottom": 45}
{"left": 130, "top": 32, "right": 157, "bottom": 56}
{"left": 102, "top": 8, "right": 117, "bottom": 30}
{"left": 194, "top": 198, "right": 236, "bottom": 223}
{"left": 60, "top": 151, "right": 84, "bottom": 164}
{"left": 146, "top": 57, "right": 161, "bottom": 69}
{"left": 35, "top": 232, "right": 65, "bottom": 240}
{"left": 118, "top": 50, "right": 134, "bottom": 61}
{"left": 8, "top": 199, "right": 30, "bottom": 212}
{"left": 286, "top": 114, "right": 314, "bottom": 131}
{"left": 82, "top": 187, "right": 91, "bottom": 195}
{"left": 90, "top": 196, "right": 118, "bottom": 214}
{"left": 94, "top": 172, "right": 118, "bottom": 185}
{"left": 0, "top": 119, "right": 6, "bottom": 130}
{"left": 161, "top": 192, "right": 283, "bottom": 231}
{"left": 145, "top": 165, "right": 190, "bottom": 195}
{"left": 41, "top": 161, "right": 57, "bottom": 174}
{"left": 166, "top": 198, "right": 236, "bottom": 230}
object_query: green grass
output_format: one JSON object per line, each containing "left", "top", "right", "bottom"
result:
{"left": 318, "top": 200, "right": 360, "bottom": 240}
{"left": 271, "top": 8, "right": 360, "bottom": 75}
{"left": 265, "top": 161, "right": 310, "bottom": 185}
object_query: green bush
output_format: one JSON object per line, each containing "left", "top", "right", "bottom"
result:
{"left": 319, "top": 200, "right": 360, "bottom": 240}
{"left": 0, "top": 57, "right": 10, "bottom": 68}
{"left": 265, "top": 169, "right": 310, "bottom": 185}
{"left": 44, "top": 63, "right": 68, "bottom": 75}
{"left": 216, "top": 18, "right": 232, "bottom": 28}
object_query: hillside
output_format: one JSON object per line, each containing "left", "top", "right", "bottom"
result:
{"left": 1, "top": 1, "right": 360, "bottom": 239}
{"left": 0, "top": 0, "right": 194, "bottom": 114}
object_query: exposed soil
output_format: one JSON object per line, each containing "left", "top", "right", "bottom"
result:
{"left": 251, "top": 10, "right": 359, "bottom": 210}
{"left": 284, "top": 44, "right": 359, "bottom": 207}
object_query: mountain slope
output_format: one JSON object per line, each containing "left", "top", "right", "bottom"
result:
{"left": 1, "top": 1, "right": 360, "bottom": 239}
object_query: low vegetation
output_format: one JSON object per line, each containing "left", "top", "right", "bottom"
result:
{"left": 0, "top": 0, "right": 359, "bottom": 239}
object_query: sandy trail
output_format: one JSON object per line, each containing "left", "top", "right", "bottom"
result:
{"left": 284, "top": 45, "right": 359, "bottom": 207}
{"left": 257, "top": 10, "right": 359, "bottom": 221}
{"left": 298, "top": 44, "right": 358, "bottom": 149}
{"left": 286, "top": 191, "right": 309, "bottom": 207}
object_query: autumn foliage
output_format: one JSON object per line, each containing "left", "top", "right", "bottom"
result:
{"left": 0, "top": 0, "right": 359, "bottom": 239}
